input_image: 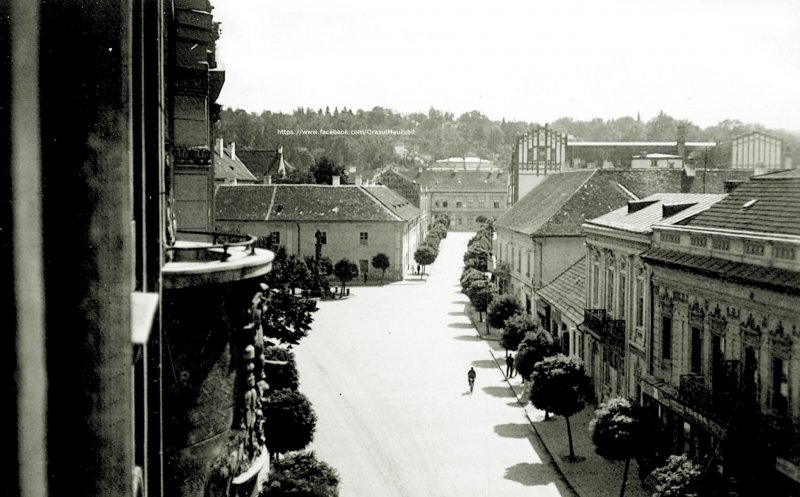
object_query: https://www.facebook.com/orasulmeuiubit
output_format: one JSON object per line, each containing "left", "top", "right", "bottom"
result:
{"left": 277, "top": 128, "right": 416, "bottom": 136}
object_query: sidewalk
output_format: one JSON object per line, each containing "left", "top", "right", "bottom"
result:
{"left": 484, "top": 343, "right": 649, "bottom": 497}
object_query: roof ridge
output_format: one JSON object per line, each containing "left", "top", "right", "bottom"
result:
{"left": 264, "top": 185, "right": 277, "bottom": 221}
{"left": 359, "top": 186, "right": 403, "bottom": 221}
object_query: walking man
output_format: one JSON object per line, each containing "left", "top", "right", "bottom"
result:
{"left": 467, "top": 367, "right": 476, "bottom": 393}
{"left": 505, "top": 353, "right": 515, "bottom": 378}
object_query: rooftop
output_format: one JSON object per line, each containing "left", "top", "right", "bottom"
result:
{"left": 585, "top": 193, "right": 727, "bottom": 235}
{"left": 214, "top": 146, "right": 258, "bottom": 183}
{"left": 215, "top": 184, "right": 419, "bottom": 223}
{"left": 496, "top": 169, "right": 753, "bottom": 237}
{"left": 537, "top": 256, "right": 586, "bottom": 324}
{"left": 413, "top": 170, "right": 508, "bottom": 192}
{"left": 685, "top": 176, "right": 800, "bottom": 236}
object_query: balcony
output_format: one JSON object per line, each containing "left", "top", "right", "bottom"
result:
{"left": 583, "top": 309, "right": 625, "bottom": 349}
{"left": 163, "top": 230, "right": 274, "bottom": 289}
{"left": 679, "top": 374, "right": 713, "bottom": 416}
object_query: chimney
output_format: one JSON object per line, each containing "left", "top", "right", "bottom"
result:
{"left": 785, "top": 146, "right": 793, "bottom": 169}
{"left": 217, "top": 137, "right": 224, "bottom": 155}
{"left": 332, "top": 175, "right": 340, "bottom": 186}
{"left": 724, "top": 180, "right": 743, "bottom": 193}
{"left": 230, "top": 141, "right": 236, "bottom": 161}
{"left": 677, "top": 124, "right": 686, "bottom": 158}
{"left": 683, "top": 161, "right": 696, "bottom": 177}
{"left": 355, "top": 175, "right": 362, "bottom": 186}
{"left": 264, "top": 175, "right": 272, "bottom": 185}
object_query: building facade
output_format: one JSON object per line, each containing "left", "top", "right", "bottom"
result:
{"left": 215, "top": 184, "right": 423, "bottom": 281}
{"left": 416, "top": 170, "right": 509, "bottom": 231}
{"left": 640, "top": 174, "right": 800, "bottom": 496}
{"left": 731, "top": 130, "right": 792, "bottom": 171}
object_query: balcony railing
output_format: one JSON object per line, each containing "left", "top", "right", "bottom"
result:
{"left": 583, "top": 309, "right": 625, "bottom": 348}
{"left": 167, "top": 230, "right": 258, "bottom": 262}
{"left": 679, "top": 374, "right": 713, "bottom": 415}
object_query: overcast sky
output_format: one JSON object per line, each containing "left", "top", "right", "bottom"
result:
{"left": 212, "top": 0, "right": 799, "bottom": 131}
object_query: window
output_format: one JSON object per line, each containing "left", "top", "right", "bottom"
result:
{"left": 467, "top": 199, "right": 473, "bottom": 208}
{"left": 526, "top": 252, "right": 530, "bottom": 276}
{"left": 691, "top": 327, "right": 702, "bottom": 374}
{"left": 456, "top": 200, "right": 463, "bottom": 208}
{"left": 517, "top": 249, "right": 521, "bottom": 272}
{"left": 712, "top": 238, "right": 730, "bottom": 251}
{"left": 775, "top": 245, "right": 796, "bottom": 260}
{"left": 606, "top": 266, "right": 615, "bottom": 315}
{"left": 434, "top": 201, "right": 440, "bottom": 208}
{"left": 619, "top": 272, "right": 627, "bottom": 320}
{"left": 662, "top": 316, "right": 672, "bottom": 359}
{"left": 493, "top": 200, "right": 501, "bottom": 209}
{"left": 442, "top": 200, "right": 448, "bottom": 208}
{"left": 478, "top": 200, "right": 484, "bottom": 208}
{"left": 690, "top": 235, "right": 707, "bottom": 247}
{"left": 772, "top": 358, "right": 789, "bottom": 415}
{"left": 591, "top": 257, "right": 600, "bottom": 306}
{"left": 270, "top": 231, "right": 280, "bottom": 246}
{"left": 359, "top": 259, "right": 369, "bottom": 274}
{"left": 635, "top": 273, "right": 644, "bottom": 327}
{"left": 455, "top": 217, "right": 462, "bottom": 226}
{"left": 359, "top": 232, "right": 368, "bottom": 245}
{"left": 744, "top": 241, "right": 765, "bottom": 256}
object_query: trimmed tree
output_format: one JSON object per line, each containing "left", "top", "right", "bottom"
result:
{"left": 414, "top": 244, "right": 436, "bottom": 279}
{"left": 261, "top": 291, "right": 317, "bottom": 346}
{"left": 466, "top": 278, "right": 494, "bottom": 322}
{"left": 333, "top": 258, "right": 358, "bottom": 295}
{"left": 528, "top": 354, "right": 589, "bottom": 461}
{"left": 590, "top": 397, "right": 641, "bottom": 497}
{"left": 487, "top": 293, "right": 522, "bottom": 330}
{"left": 260, "top": 451, "right": 340, "bottom": 497}
{"left": 263, "top": 389, "right": 317, "bottom": 455}
{"left": 502, "top": 313, "right": 537, "bottom": 356}
{"left": 514, "top": 330, "right": 559, "bottom": 381}
{"left": 646, "top": 455, "right": 702, "bottom": 497}
{"left": 370, "top": 253, "right": 391, "bottom": 282}
{"left": 262, "top": 346, "right": 300, "bottom": 391}
{"left": 460, "top": 267, "right": 485, "bottom": 294}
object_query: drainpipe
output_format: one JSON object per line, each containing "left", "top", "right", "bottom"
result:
{"left": 648, "top": 272, "right": 655, "bottom": 377}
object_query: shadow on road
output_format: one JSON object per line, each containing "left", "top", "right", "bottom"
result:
{"left": 481, "top": 386, "right": 515, "bottom": 398}
{"left": 448, "top": 322, "right": 474, "bottom": 329}
{"left": 503, "top": 462, "right": 558, "bottom": 487}
{"left": 447, "top": 310, "right": 466, "bottom": 316}
{"left": 471, "top": 359, "right": 497, "bottom": 369}
{"left": 493, "top": 423, "right": 533, "bottom": 439}
{"left": 453, "top": 335, "right": 481, "bottom": 342}
{"left": 507, "top": 400, "right": 525, "bottom": 408}
{"left": 451, "top": 300, "right": 469, "bottom": 305}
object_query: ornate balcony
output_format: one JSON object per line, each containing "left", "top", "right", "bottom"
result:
{"left": 583, "top": 309, "right": 625, "bottom": 349}
{"left": 679, "top": 374, "right": 713, "bottom": 416}
{"left": 163, "top": 230, "right": 274, "bottom": 289}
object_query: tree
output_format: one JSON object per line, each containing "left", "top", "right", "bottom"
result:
{"left": 514, "top": 330, "right": 558, "bottom": 381}
{"left": 590, "top": 397, "right": 641, "bottom": 497}
{"left": 311, "top": 156, "right": 347, "bottom": 185}
{"left": 263, "top": 389, "right": 317, "bottom": 455}
{"left": 502, "top": 313, "right": 537, "bottom": 355}
{"left": 487, "top": 294, "right": 522, "bottom": 330}
{"left": 646, "top": 455, "right": 702, "bottom": 497}
{"left": 261, "top": 291, "right": 317, "bottom": 346}
{"left": 414, "top": 245, "right": 436, "bottom": 279}
{"left": 370, "top": 253, "right": 390, "bottom": 282}
{"left": 460, "top": 267, "right": 485, "bottom": 294}
{"left": 333, "top": 258, "right": 358, "bottom": 295}
{"left": 274, "top": 168, "right": 314, "bottom": 184}
{"left": 260, "top": 451, "right": 339, "bottom": 497}
{"left": 262, "top": 346, "right": 299, "bottom": 391}
{"left": 465, "top": 278, "right": 494, "bottom": 322}
{"left": 528, "top": 354, "right": 589, "bottom": 460}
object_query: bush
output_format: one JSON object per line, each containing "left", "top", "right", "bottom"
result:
{"left": 262, "top": 346, "right": 299, "bottom": 391}
{"left": 646, "top": 455, "right": 702, "bottom": 497}
{"left": 263, "top": 389, "right": 317, "bottom": 454}
{"left": 260, "top": 451, "right": 339, "bottom": 497}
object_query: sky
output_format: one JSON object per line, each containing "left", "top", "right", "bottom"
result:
{"left": 212, "top": 0, "right": 800, "bottom": 131}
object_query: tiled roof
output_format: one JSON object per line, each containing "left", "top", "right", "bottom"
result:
{"left": 361, "top": 185, "right": 420, "bottom": 221}
{"left": 236, "top": 149, "right": 294, "bottom": 178}
{"left": 214, "top": 148, "right": 259, "bottom": 183}
{"left": 585, "top": 193, "right": 727, "bottom": 234}
{"left": 537, "top": 256, "right": 586, "bottom": 324}
{"left": 752, "top": 168, "right": 800, "bottom": 179}
{"left": 413, "top": 170, "right": 508, "bottom": 192}
{"left": 685, "top": 177, "right": 800, "bottom": 236}
{"left": 497, "top": 168, "right": 752, "bottom": 236}
{"left": 641, "top": 248, "right": 800, "bottom": 295}
{"left": 215, "top": 184, "right": 415, "bottom": 222}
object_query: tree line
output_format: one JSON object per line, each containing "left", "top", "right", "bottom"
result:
{"left": 218, "top": 106, "right": 800, "bottom": 172}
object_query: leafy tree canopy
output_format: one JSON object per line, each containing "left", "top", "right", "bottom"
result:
{"left": 414, "top": 245, "right": 437, "bottom": 267}
{"left": 311, "top": 156, "right": 348, "bottom": 185}
{"left": 262, "top": 346, "right": 300, "bottom": 391}
{"left": 502, "top": 313, "right": 537, "bottom": 353}
{"left": 263, "top": 389, "right": 317, "bottom": 455}
{"left": 528, "top": 354, "right": 588, "bottom": 418}
{"left": 260, "top": 451, "right": 340, "bottom": 497}
{"left": 487, "top": 294, "right": 522, "bottom": 329}
{"left": 514, "top": 329, "right": 558, "bottom": 380}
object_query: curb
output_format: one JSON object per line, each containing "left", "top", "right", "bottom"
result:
{"left": 486, "top": 346, "right": 583, "bottom": 497}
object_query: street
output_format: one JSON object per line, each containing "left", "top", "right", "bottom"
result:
{"left": 294, "top": 232, "right": 576, "bottom": 497}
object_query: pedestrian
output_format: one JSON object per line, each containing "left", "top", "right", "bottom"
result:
{"left": 416, "top": 264, "right": 420, "bottom": 275}
{"left": 363, "top": 270, "right": 368, "bottom": 284}
{"left": 467, "top": 366, "right": 476, "bottom": 393}
{"left": 505, "top": 353, "right": 514, "bottom": 378}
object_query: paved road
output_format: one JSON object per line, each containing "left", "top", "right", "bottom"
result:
{"left": 294, "top": 232, "right": 576, "bottom": 497}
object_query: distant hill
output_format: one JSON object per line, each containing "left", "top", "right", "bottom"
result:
{"left": 217, "top": 107, "right": 799, "bottom": 173}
